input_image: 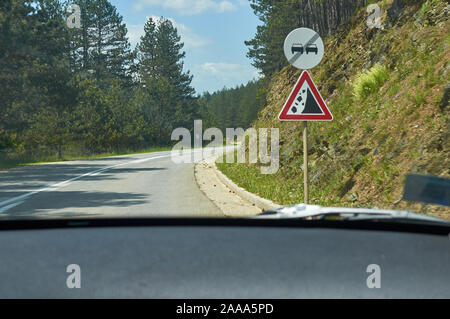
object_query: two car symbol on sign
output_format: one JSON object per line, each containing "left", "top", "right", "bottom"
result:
{"left": 291, "top": 43, "right": 318, "bottom": 55}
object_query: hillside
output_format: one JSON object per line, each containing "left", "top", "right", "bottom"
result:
{"left": 217, "top": 0, "right": 450, "bottom": 219}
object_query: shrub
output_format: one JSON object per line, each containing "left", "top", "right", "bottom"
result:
{"left": 353, "top": 64, "right": 389, "bottom": 100}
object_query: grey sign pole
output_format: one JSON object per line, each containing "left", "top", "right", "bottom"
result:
{"left": 303, "top": 121, "right": 308, "bottom": 204}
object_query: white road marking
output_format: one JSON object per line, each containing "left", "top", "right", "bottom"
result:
{"left": 0, "top": 201, "right": 24, "bottom": 213}
{"left": 0, "top": 153, "right": 172, "bottom": 212}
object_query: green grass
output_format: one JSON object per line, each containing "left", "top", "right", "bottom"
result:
{"left": 217, "top": 149, "right": 347, "bottom": 207}
{"left": 413, "top": 91, "right": 427, "bottom": 107}
{"left": 352, "top": 64, "right": 389, "bottom": 101}
{"left": 417, "top": 0, "right": 441, "bottom": 19}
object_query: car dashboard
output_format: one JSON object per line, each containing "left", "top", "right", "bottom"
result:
{"left": 0, "top": 219, "right": 449, "bottom": 298}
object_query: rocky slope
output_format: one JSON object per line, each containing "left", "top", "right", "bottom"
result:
{"left": 218, "top": 0, "right": 449, "bottom": 218}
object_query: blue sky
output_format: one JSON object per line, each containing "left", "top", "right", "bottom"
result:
{"left": 108, "top": 0, "right": 262, "bottom": 95}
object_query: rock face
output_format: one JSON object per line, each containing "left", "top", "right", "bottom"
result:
{"left": 441, "top": 84, "right": 450, "bottom": 111}
{"left": 387, "top": 0, "right": 405, "bottom": 24}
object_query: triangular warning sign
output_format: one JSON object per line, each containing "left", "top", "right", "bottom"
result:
{"left": 278, "top": 70, "right": 333, "bottom": 121}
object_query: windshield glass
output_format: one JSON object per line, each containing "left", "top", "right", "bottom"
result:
{"left": 0, "top": 0, "right": 448, "bottom": 221}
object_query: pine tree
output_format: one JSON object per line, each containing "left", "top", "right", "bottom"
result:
{"left": 154, "top": 19, "right": 195, "bottom": 99}
{"left": 69, "top": 0, "right": 134, "bottom": 84}
{"left": 0, "top": 0, "right": 75, "bottom": 158}
{"left": 27, "top": 0, "right": 75, "bottom": 159}
{"left": 136, "top": 17, "right": 198, "bottom": 144}
{"left": 137, "top": 18, "right": 158, "bottom": 82}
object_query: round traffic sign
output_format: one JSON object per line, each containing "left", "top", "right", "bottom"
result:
{"left": 284, "top": 28, "right": 324, "bottom": 70}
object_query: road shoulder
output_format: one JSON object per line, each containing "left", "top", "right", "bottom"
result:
{"left": 194, "top": 155, "right": 279, "bottom": 217}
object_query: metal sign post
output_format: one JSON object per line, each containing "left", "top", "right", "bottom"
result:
{"left": 280, "top": 28, "right": 333, "bottom": 204}
{"left": 303, "top": 121, "right": 309, "bottom": 204}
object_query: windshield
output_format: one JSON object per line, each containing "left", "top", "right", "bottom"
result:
{"left": 0, "top": 0, "right": 448, "bottom": 222}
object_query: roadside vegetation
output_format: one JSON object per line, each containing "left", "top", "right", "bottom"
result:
{"left": 0, "top": 0, "right": 197, "bottom": 169}
{"left": 0, "top": 0, "right": 263, "bottom": 170}
{"left": 217, "top": 0, "right": 450, "bottom": 219}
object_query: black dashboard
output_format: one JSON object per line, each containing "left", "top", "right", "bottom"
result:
{"left": 0, "top": 220, "right": 449, "bottom": 298}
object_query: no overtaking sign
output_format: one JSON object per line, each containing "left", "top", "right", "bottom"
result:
{"left": 283, "top": 27, "right": 324, "bottom": 70}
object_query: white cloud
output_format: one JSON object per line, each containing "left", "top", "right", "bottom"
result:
{"left": 192, "top": 62, "right": 262, "bottom": 93}
{"left": 201, "top": 62, "right": 261, "bottom": 79}
{"left": 133, "top": 0, "right": 236, "bottom": 15}
{"left": 236, "top": 0, "right": 249, "bottom": 6}
{"left": 126, "top": 23, "right": 146, "bottom": 49}
{"left": 126, "top": 16, "right": 209, "bottom": 50}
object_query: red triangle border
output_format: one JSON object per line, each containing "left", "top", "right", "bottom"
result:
{"left": 278, "top": 70, "right": 333, "bottom": 121}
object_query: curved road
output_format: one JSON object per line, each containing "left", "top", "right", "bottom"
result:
{"left": 0, "top": 150, "right": 222, "bottom": 219}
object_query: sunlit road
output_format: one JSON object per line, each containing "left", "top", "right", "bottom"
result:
{"left": 0, "top": 150, "right": 222, "bottom": 219}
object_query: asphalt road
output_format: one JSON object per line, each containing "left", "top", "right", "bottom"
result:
{"left": 0, "top": 150, "right": 222, "bottom": 219}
